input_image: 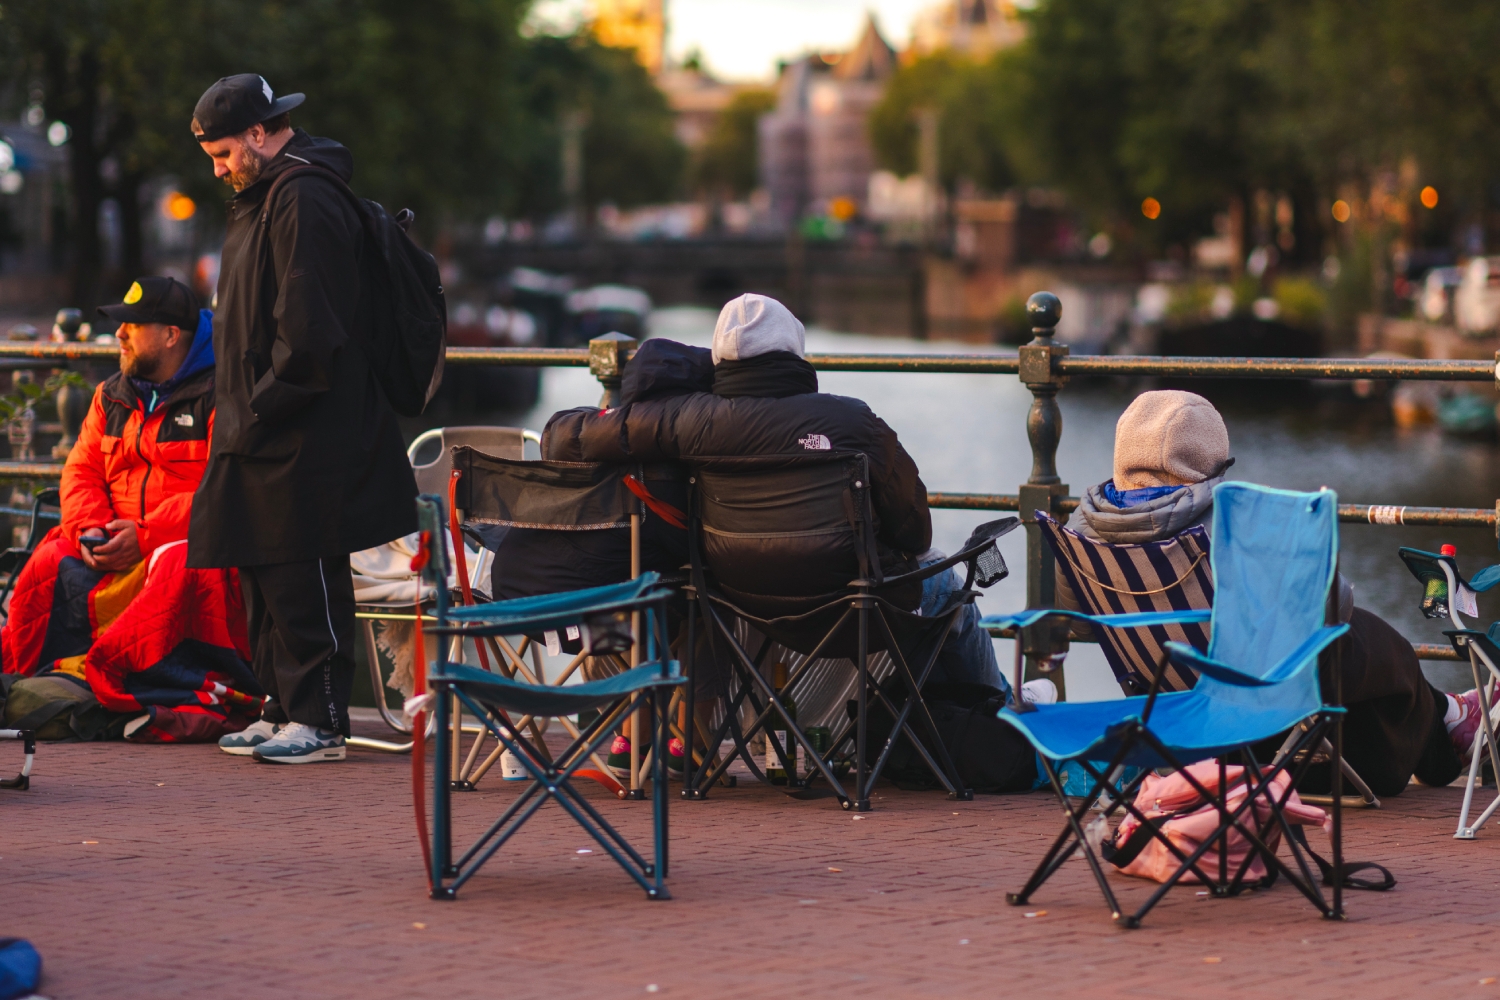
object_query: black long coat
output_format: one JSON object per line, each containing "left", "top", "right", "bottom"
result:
{"left": 187, "top": 129, "right": 416, "bottom": 568}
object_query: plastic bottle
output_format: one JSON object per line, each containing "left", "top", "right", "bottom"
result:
{"left": 1422, "top": 544, "right": 1457, "bottom": 619}
{"left": 765, "top": 661, "right": 798, "bottom": 784}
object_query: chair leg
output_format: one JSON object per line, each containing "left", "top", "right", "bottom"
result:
{"left": 432, "top": 683, "right": 455, "bottom": 899}
{"left": 1456, "top": 651, "right": 1500, "bottom": 839}
{"left": 651, "top": 687, "right": 671, "bottom": 899}
{"left": 855, "top": 595, "right": 870, "bottom": 811}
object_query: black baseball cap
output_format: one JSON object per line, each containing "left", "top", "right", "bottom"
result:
{"left": 97, "top": 277, "right": 201, "bottom": 331}
{"left": 191, "top": 73, "right": 305, "bottom": 142}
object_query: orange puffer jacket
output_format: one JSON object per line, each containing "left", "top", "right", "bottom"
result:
{"left": 62, "top": 366, "right": 215, "bottom": 555}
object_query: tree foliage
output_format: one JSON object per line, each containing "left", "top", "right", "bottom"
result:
{"left": 872, "top": 0, "right": 1500, "bottom": 260}
{"left": 693, "top": 88, "right": 775, "bottom": 199}
{"left": 0, "top": 0, "right": 683, "bottom": 303}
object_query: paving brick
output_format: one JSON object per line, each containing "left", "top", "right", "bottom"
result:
{"left": 4, "top": 721, "right": 1499, "bottom": 999}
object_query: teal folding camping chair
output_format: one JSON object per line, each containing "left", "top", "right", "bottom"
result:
{"left": 415, "top": 495, "right": 686, "bottom": 901}
{"left": 1397, "top": 546, "right": 1500, "bottom": 839}
{"left": 982, "top": 483, "right": 1377, "bottom": 927}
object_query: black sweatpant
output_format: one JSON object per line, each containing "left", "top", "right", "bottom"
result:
{"left": 1256, "top": 606, "right": 1463, "bottom": 797}
{"left": 241, "top": 555, "right": 356, "bottom": 737}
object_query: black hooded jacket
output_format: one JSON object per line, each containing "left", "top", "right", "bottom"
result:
{"left": 544, "top": 342, "right": 932, "bottom": 571}
{"left": 187, "top": 129, "right": 417, "bottom": 568}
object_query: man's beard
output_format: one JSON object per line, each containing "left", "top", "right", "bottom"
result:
{"left": 223, "top": 143, "right": 268, "bottom": 192}
{"left": 119, "top": 346, "right": 162, "bottom": 380}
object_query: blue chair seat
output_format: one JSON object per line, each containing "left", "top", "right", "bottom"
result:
{"left": 440, "top": 660, "right": 684, "bottom": 719}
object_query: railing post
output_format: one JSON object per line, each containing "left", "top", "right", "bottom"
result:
{"left": 1018, "top": 291, "right": 1071, "bottom": 696}
{"left": 589, "top": 332, "right": 637, "bottom": 408}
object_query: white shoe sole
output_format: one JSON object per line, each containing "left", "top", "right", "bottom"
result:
{"left": 219, "top": 743, "right": 263, "bottom": 756}
{"left": 253, "top": 745, "right": 347, "bottom": 764}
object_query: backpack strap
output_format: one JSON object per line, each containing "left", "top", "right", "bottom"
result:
{"left": 1287, "top": 824, "right": 1396, "bottom": 891}
{"left": 259, "top": 163, "right": 366, "bottom": 231}
{"left": 1101, "top": 816, "right": 1169, "bottom": 868}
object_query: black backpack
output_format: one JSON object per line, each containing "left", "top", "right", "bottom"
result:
{"left": 263, "top": 165, "right": 447, "bottom": 417}
{"left": 851, "top": 679, "right": 1038, "bottom": 793}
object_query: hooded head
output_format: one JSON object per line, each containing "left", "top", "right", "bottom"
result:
{"left": 1112, "top": 390, "right": 1230, "bottom": 490}
{"left": 711, "top": 293, "right": 805, "bottom": 365}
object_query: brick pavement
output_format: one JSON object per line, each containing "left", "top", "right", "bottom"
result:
{"left": 5, "top": 719, "right": 1499, "bottom": 1000}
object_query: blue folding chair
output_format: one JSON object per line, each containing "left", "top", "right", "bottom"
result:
{"left": 1397, "top": 546, "right": 1500, "bottom": 839}
{"left": 417, "top": 496, "right": 686, "bottom": 901}
{"left": 982, "top": 483, "right": 1369, "bottom": 927}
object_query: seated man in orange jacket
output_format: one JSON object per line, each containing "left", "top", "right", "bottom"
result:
{"left": 1, "top": 277, "right": 262, "bottom": 742}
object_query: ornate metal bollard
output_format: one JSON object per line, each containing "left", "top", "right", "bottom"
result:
{"left": 1018, "top": 291, "right": 1070, "bottom": 695}
{"left": 589, "top": 332, "right": 637, "bottom": 408}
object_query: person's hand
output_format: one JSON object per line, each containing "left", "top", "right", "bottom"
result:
{"left": 85, "top": 520, "right": 142, "bottom": 573}
{"left": 78, "top": 527, "right": 107, "bottom": 571}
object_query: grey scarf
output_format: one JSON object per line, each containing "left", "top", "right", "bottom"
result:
{"left": 1071, "top": 476, "right": 1221, "bottom": 544}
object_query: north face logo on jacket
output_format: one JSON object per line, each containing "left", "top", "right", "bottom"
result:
{"left": 799, "top": 433, "right": 831, "bottom": 450}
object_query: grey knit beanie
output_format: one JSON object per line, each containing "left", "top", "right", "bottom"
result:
{"left": 1113, "top": 390, "right": 1230, "bottom": 489}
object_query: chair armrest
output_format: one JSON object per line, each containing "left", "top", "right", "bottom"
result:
{"left": 1163, "top": 623, "right": 1349, "bottom": 688}
{"left": 880, "top": 517, "right": 1021, "bottom": 592}
{"left": 980, "top": 607, "right": 1211, "bottom": 633}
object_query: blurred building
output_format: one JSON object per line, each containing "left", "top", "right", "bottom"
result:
{"left": 0, "top": 120, "right": 69, "bottom": 310}
{"left": 758, "top": 15, "right": 896, "bottom": 226}
{"left": 657, "top": 65, "right": 742, "bottom": 150}
{"left": 909, "top": 0, "right": 1026, "bottom": 59}
{"left": 592, "top": 0, "right": 666, "bottom": 75}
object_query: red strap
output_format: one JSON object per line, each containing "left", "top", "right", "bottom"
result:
{"left": 624, "top": 475, "right": 687, "bottom": 529}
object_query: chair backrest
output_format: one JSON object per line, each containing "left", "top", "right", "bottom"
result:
{"left": 1038, "top": 510, "right": 1212, "bottom": 694}
{"left": 409, "top": 426, "right": 534, "bottom": 497}
{"left": 451, "top": 445, "right": 645, "bottom": 606}
{"left": 453, "top": 446, "right": 639, "bottom": 531}
{"left": 1203, "top": 483, "right": 1338, "bottom": 696}
{"left": 692, "top": 452, "right": 874, "bottom": 603}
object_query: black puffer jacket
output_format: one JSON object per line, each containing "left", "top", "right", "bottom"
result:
{"left": 544, "top": 345, "right": 932, "bottom": 571}
{"left": 187, "top": 129, "right": 417, "bottom": 568}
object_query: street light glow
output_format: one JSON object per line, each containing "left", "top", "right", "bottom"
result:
{"left": 163, "top": 192, "right": 197, "bottom": 221}
{"left": 1331, "top": 200, "right": 1351, "bottom": 223}
{"left": 1420, "top": 186, "right": 1438, "bottom": 209}
{"left": 1141, "top": 197, "right": 1161, "bottom": 220}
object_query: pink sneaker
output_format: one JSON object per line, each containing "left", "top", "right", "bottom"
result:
{"left": 1449, "top": 687, "right": 1499, "bottom": 764}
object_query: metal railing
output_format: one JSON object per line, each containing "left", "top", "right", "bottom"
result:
{"left": 4, "top": 294, "right": 1494, "bottom": 679}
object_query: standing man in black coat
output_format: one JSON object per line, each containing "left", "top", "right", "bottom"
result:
{"left": 186, "top": 74, "right": 417, "bottom": 763}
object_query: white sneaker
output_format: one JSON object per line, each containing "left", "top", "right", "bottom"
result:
{"left": 1021, "top": 679, "right": 1058, "bottom": 706}
{"left": 251, "top": 722, "right": 346, "bottom": 764}
{"left": 219, "top": 719, "right": 281, "bottom": 756}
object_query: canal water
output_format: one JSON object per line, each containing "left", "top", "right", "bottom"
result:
{"left": 497, "top": 306, "right": 1500, "bottom": 701}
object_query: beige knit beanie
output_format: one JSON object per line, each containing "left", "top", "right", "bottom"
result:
{"left": 1112, "top": 390, "right": 1230, "bottom": 490}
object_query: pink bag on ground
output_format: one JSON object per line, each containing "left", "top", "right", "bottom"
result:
{"left": 1106, "top": 761, "right": 1329, "bottom": 885}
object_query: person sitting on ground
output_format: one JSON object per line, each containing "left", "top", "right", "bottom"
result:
{"left": 547, "top": 294, "right": 1047, "bottom": 770}
{"left": 1061, "top": 389, "right": 1489, "bottom": 796}
{"left": 0, "top": 277, "right": 260, "bottom": 742}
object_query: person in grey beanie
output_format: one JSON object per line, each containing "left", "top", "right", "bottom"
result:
{"left": 1063, "top": 389, "right": 1487, "bottom": 796}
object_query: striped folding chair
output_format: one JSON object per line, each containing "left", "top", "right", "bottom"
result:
{"left": 1040, "top": 510, "right": 1379, "bottom": 808}
{"left": 1039, "top": 510, "right": 1212, "bottom": 695}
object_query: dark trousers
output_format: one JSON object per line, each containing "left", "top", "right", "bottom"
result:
{"left": 1258, "top": 607, "right": 1463, "bottom": 797}
{"left": 241, "top": 555, "right": 356, "bottom": 736}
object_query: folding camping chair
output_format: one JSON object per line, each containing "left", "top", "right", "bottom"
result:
{"left": 1397, "top": 547, "right": 1500, "bottom": 839}
{"left": 680, "top": 451, "right": 1017, "bottom": 811}
{"left": 0, "top": 486, "right": 61, "bottom": 623}
{"left": 983, "top": 483, "right": 1370, "bottom": 927}
{"left": 448, "top": 443, "right": 687, "bottom": 798}
{"left": 350, "top": 427, "right": 538, "bottom": 753}
{"left": 1039, "top": 510, "right": 1380, "bottom": 808}
{"left": 417, "top": 496, "right": 685, "bottom": 900}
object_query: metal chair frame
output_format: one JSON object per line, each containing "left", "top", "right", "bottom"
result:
{"left": 679, "top": 452, "right": 1017, "bottom": 811}
{"left": 423, "top": 489, "right": 684, "bottom": 901}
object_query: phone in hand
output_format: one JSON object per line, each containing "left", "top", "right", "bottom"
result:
{"left": 79, "top": 532, "right": 111, "bottom": 553}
